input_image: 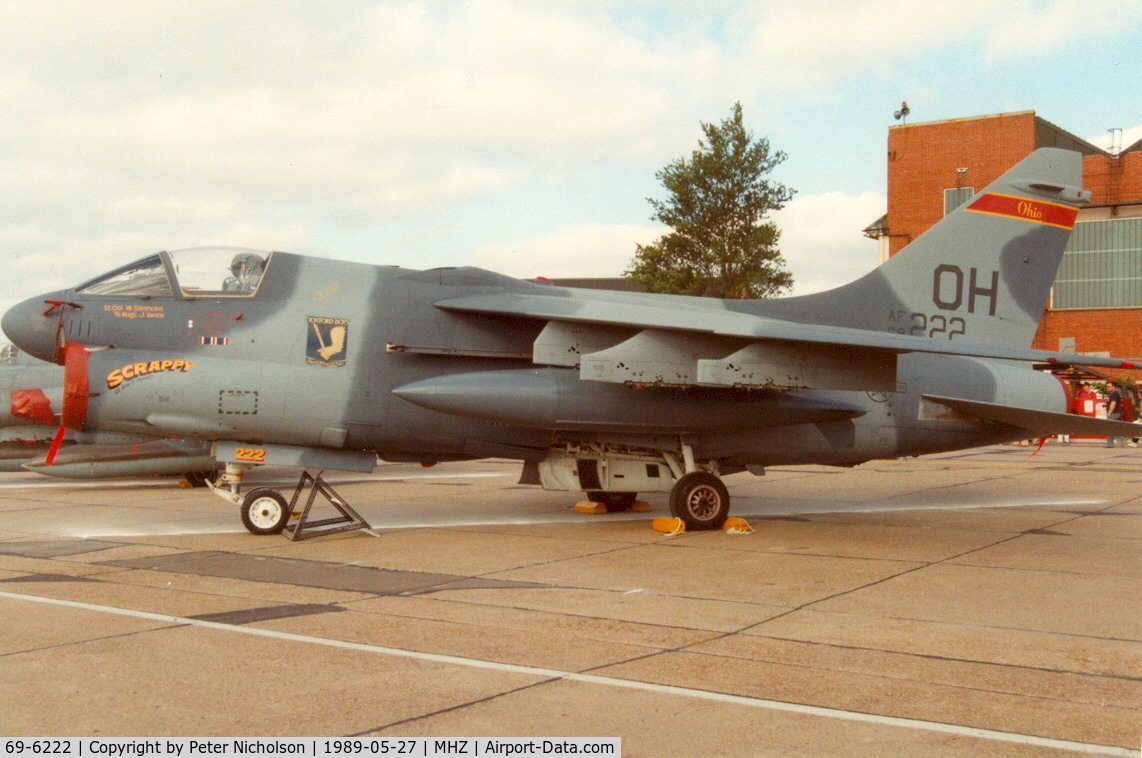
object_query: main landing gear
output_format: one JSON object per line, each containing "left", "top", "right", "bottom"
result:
{"left": 669, "top": 471, "right": 730, "bottom": 531}
{"left": 210, "top": 462, "right": 373, "bottom": 539}
{"left": 543, "top": 439, "right": 734, "bottom": 531}
{"left": 587, "top": 472, "right": 731, "bottom": 529}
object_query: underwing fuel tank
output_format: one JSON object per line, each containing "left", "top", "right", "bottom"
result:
{"left": 22, "top": 439, "right": 215, "bottom": 479}
{"left": 393, "top": 368, "right": 864, "bottom": 432}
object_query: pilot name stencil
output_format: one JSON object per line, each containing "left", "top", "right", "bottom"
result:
{"left": 104, "top": 303, "right": 165, "bottom": 320}
{"left": 306, "top": 316, "right": 349, "bottom": 367}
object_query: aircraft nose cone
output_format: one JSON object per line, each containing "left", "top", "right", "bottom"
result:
{"left": 2, "top": 294, "right": 62, "bottom": 363}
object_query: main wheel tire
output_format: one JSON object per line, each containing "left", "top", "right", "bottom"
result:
{"left": 587, "top": 491, "right": 638, "bottom": 512}
{"left": 669, "top": 472, "right": 730, "bottom": 530}
{"left": 241, "top": 488, "right": 290, "bottom": 535}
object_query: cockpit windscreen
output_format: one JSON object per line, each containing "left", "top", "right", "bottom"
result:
{"left": 76, "top": 255, "right": 174, "bottom": 296}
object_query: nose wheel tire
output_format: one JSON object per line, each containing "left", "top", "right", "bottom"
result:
{"left": 241, "top": 488, "right": 291, "bottom": 535}
{"left": 669, "top": 472, "right": 730, "bottom": 530}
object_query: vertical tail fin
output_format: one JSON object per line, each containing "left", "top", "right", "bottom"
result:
{"left": 758, "top": 148, "right": 1089, "bottom": 347}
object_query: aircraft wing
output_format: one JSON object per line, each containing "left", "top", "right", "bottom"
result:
{"left": 434, "top": 292, "right": 1136, "bottom": 391}
{"left": 923, "top": 395, "right": 1141, "bottom": 438}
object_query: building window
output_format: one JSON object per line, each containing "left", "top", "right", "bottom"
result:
{"left": 1052, "top": 217, "right": 1142, "bottom": 309}
{"left": 944, "top": 187, "right": 974, "bottom": 216}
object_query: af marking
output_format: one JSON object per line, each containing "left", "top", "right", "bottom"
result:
{"left": 886, "top": 310, "right": 966, "bottom": 340}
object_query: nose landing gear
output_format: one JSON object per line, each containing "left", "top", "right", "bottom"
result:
{"left": 210, "top": 461, "right": 373, "bottom": 539}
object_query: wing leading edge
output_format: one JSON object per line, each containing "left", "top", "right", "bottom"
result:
{"left": 435, "top": 292, "right": 1137, "bottom": 383}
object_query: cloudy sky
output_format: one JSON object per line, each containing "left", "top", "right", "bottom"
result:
{"left": 1, "top": 1, "right": 1139, "bottom": 318}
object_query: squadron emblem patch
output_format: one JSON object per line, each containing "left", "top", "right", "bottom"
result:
{"left": 306, "top": 316, "right": 349, "bottom": 366}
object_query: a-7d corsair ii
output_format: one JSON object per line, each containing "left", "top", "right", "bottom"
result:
{"left": 4, "top": 148, "right": 1137, "bottom": 534}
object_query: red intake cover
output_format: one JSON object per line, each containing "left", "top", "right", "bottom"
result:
{"left": 11, "top": 389, "right": 55, "bottom": 426}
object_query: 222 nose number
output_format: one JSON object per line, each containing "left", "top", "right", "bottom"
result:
{"left": 234, "top": 448, "right": 267, "bottom": 463}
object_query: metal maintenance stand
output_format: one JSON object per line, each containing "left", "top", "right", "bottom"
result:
{"left": 282, "top": 470, "right": 375, "bottom": 541}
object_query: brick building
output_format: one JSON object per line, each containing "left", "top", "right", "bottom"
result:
{"left": 872, "top": 111, "right": 1142, "bottom": 378}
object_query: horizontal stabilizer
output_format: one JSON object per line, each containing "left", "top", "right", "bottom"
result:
{"left": 922, "top": 395, "right": 1141, "bottom": 437}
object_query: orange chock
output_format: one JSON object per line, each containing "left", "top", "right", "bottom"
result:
{"left": 653, "top": 517, "right": 686, "bottom": 535}
{"left": 631, "top": 500, "right": 652, "bottom": 513}
{"left": 574, "top": 501, "right": 608, "bottom": 515}
{"left": 723, "top": 517, "right": 754, "bottom": 534}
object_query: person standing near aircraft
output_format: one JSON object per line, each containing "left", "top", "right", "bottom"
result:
{"left": 1106, "top": 380, "right": 1124, "bottom": 447}
{"left": 1123, "top": 384, "right": 1140, "bottom": 447}
{"left": 1076, "top": 382, "right": 1097, "bottom": 415}
{"left": 1062, "top": 381, "right": 1095, "bottom": 445}
{"left": 1058, "top": 382, "right": 1077, "bottom": 445}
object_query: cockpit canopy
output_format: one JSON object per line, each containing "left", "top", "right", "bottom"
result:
{"left": 75, "top": 248, "right": 272, "bottom": 298}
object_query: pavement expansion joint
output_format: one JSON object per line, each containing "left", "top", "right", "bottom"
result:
{"left": 0, "top": 572, "right": 100, "bottom": 583}
{"left": 101, "top": 550, "right": 559, "bottom": 595}
{"left": 0, "top": 538, "right": 128, "bottom": 558}
{"left": 189, "top": 603, "right": 346, "bottom": 625}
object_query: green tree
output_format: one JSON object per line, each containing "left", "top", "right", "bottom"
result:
{"left": 627, "top": 102, "right": 795, "bottom": 298}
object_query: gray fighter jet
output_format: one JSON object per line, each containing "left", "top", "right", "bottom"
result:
{"left": 3, "top": 148, "right": 1137, "bottom": 534}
